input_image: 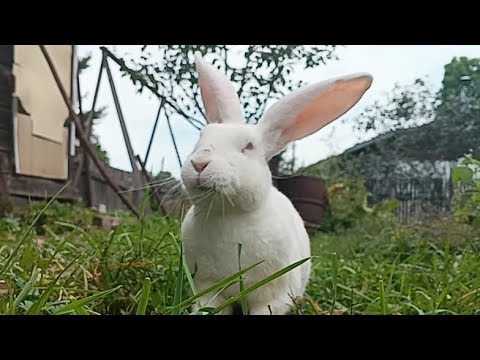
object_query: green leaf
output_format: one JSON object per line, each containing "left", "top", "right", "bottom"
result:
{"left": 74, "top": 306, "right": 90, "bottom": 315}
{"left": 19, "top": 246, "right": 36, "bottom": 273}
{"left": 136, "top": 278, "right": 151, "bottom": 315}
{"left": 195, "top": 307, "right": 216, "bottom": 314}
{"left": 11, "top": 266, "right": 41, "bottom": 314}
{"left": 373, "top": 199, "right": 400, "bottom": 215}
{"left": 54, "top": 286, "right": 122, "bottom": 315}
{"left": 452, "top": 166, "right": 474, "bottom": 184}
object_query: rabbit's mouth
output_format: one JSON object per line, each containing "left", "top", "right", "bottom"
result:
{"left": 197, "top": 184, "right": 214, "bottom": 191}
{"left": 195, "top": 176, "right": 215, "bottom": 192}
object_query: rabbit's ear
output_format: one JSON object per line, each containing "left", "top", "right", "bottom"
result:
{"left": 259, "top": 73, "right": 373, "bottom": 160}
{"left": 195, "top": 52, "right": 243, "bottom": 124}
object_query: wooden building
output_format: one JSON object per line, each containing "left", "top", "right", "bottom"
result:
{"left": 0, "top": 45, "right": 79, "bottom": 206}
{"left": 0, "top": 45, "right": 149, "bottom": 213}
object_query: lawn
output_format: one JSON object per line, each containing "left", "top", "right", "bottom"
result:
{"left": 0, "top": 199, "right": 479, "bottom": 315}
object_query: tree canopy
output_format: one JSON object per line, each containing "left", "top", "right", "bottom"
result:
{"left": 305, "top": 56, "right": 480, "bottom": 182}
{"left": 116, "top": 45, "right": 339, "bottom": 126}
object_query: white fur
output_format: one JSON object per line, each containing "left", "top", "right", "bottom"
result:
{"left": 180, "top": 53, "right": 373, "bottom": 315}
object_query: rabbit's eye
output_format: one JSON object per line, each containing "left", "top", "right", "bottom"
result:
{"left": 241, "top": 142, "right": 254, "bottom": 153}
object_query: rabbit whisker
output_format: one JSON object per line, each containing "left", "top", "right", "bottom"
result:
{"left": 221, "top": 191, "right": 225, "bottom": 221}
{"left": 205, "top": 192, "right": 217, "bottom": 223}
{"left": 223, "top": 192, "right": 235, "bottom": 207}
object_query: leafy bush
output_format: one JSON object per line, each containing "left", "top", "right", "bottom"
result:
{"left": 320, "top": 178, "right": 399, "bottom": 233}
{"left": 452, "top": 153, "right": 480, "bottom": 227}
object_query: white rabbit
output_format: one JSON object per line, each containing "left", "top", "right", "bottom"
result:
{"left": 181, "top": 52, "right": 373, "bottom": 315}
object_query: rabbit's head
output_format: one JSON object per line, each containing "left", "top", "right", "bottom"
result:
{"left": 181, "top": 53, "right": 373, "bottom": 212}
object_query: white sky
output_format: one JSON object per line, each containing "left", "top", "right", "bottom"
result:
{"left": 77, "top": 45, "right": 480, "bottom": 177}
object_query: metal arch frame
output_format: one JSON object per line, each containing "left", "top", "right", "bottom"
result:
{"left": 63, "top": 46, "right": 188, "bottom": 217}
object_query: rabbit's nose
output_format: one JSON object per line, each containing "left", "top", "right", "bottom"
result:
{"left": 191, "top": 160, "right": 210, "bottom": 173}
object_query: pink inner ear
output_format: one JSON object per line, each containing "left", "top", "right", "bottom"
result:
{"left": 281, "top": 78, "right": 371, "bottom": 141}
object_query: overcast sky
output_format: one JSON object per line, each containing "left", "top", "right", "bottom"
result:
{"left": 77, "top": 45, "right": 480, "bottom": 177}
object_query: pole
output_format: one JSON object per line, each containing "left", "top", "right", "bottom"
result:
{"left": 104, "top": 55, "right": 140, "bottom": 175}
{"left": 39, "top": 45, "right": 140, "bottom": 218}
{"left": 144, "top": 99, "right": 164, "bottom": 167}
{"left": 165, "top": 112, "right": 182, "bottom": 169}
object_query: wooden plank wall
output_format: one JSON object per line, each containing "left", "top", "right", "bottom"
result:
{"left": 0, "top": 45, "right": 79, "bottom": 204}
{"left": 0, "top": 46, "right": 14, "bottom": 213}
{"left": 0, "top": 45, "right": 14, "bottom": 170}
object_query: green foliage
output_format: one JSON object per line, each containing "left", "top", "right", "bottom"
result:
{"left": 150, "top": 170, "right": 173, "bottom": 181}
{"left": 433, "top": 57, "right": 480, "bottom": 160}
{"left": 105, "top": 45, "right": 340, "bottom": 173}
{"left": 303, "top": 159, "right": 399, "bottom": 233}
{"left": 452, "top": 154, "right": 480, "bottom": 227}
{"left": 322, "top": 179, "right": 370, "bottom": 231}
{"left": 14, "top": 201, "right": 95, "bottom": 236}
{"left": 320, "top": 179, "right": 399, "bottom": 233}
{"left": 81, "top": 107, "right": 110, "bottom": 164}
{"left": 301, "top": 55, "right": 480, "bottom": 211}
{"left": 115, "top": 45, "right": 339, "bottom": 126}
{"left": 0, "top": 201, "right": 308, "bottom": 315}
{"left": 0, "top": 201, "right": 180, "bottom": 315}
{"left": 452, "top": 166, "right": 474, "bottom": 184}
{"left": 1, "top": 200, "right": 480, "bottom": 315}
{"left": 345, "top": 56, "right": 480, "bottom": 163}
{"left": 352, "top": 78, "right": 437, "bottom": 135}
{"left": 303, "top": 155, "right": 354, "bottom": 183}
{"left": 301, "top": 216, "right": 480, "bottom": 315}
{"left": 77, "top": 55, "right": 92, "bottom": 74}
{"left": 441, "top": 57, "right": 480, "bottom": 103}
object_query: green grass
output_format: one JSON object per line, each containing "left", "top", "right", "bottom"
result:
{"left": 0, "top": 201, "right": 184, "bottom": 315}
{"left": 296, "top": 216, "right": 480, "bottom": 315}
{"left": 1, "top": 201, "right": 479, "bottom": 315}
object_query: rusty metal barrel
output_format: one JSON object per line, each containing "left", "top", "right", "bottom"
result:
{"left": 277, "top": 175, "right": 330, "bottom": 232}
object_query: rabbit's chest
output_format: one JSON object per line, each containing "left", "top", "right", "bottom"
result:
{"left": 182, "top": 212, "right": 289, "bottom": 281}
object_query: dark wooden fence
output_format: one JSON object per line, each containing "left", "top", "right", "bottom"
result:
{"left": 364, "top": 161, "right": 458, "bottom": 223}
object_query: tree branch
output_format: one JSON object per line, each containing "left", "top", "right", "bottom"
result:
{"left": 101, "top": 46, "right": 203, "bottom": 131}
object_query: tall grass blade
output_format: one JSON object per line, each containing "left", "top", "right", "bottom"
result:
{"left": 212, "top": 257, "right": 311, "bottom": 315}
{"left": 163, "top": 260, "right": 264, "bottom": 315}
{"left": 237, "top": 243, "right": 248, "bottom": 315}
{"left": 136, "top": 277, "right": 151, "bottom": 315}
{"left": 379, "top": 279, "right": 387, "bottom": 315}
{"left": 330, "top": 252, "right": 338, "bottom": 315}
{"left": 168, "top": 232, "right": 197, "bottom": 296}
{"left": 54, "top": 286, "right": 122, "bottom": 315}
{"left": 11, "top": 266, "right": 41, "bottom": 314}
